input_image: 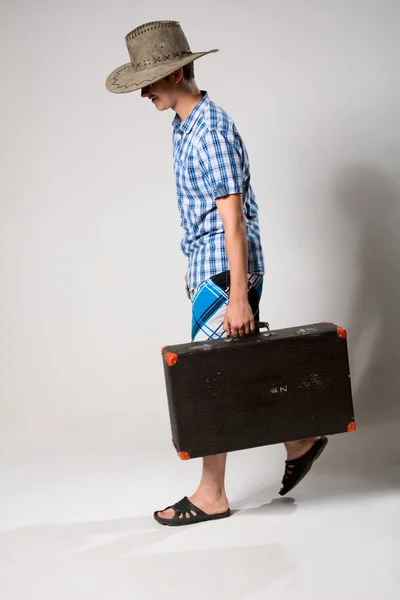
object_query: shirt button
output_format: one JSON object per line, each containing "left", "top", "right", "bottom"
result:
{"left": 217, "top": 183, "right": 228, "bottom": 196}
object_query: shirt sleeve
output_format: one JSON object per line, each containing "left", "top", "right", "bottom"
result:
{"left": 197, "top": 129, "right": 244, "bottom": 201}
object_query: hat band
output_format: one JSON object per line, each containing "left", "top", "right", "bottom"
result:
{"left": 130, "top": 48, "right": 191, "bottom": 73}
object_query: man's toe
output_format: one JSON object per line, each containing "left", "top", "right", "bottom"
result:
{"left": 157, "top": 508, "right": 175, "bottom": 519}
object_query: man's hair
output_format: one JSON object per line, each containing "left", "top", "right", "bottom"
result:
{"left": 164, "top": 62, "right": 195, "bottom": 84}
{"left": 182, "top": 62, "right": 195, "bottom": 81}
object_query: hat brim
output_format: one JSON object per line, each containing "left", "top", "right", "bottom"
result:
{"left": 105, "top": 49, "right": 219, "bottom": 94}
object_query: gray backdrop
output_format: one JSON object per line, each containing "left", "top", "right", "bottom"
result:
{"left": 1, "top": 0, "right": 400, "bottom": 521}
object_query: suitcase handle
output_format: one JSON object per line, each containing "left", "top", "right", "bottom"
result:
{"left": 255, "top": 321, "right": 270, "bottom": 331}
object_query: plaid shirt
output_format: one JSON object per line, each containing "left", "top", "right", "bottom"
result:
{"left": 172, "top": 91, "right": 265, "bottom": 293}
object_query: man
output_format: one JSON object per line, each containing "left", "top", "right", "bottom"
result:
{"left": 106, "top": 20, "right": 328, "bottom": 526}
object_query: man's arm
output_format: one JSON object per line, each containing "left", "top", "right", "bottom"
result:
{"left": 196, "top": 129, "right": 255, "bottom": 335}
{"left": 216, "top": 193, "right": 255, "bottom": 337}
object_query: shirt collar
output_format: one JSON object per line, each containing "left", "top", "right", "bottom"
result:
{"left": 172, "top": 91, "right": 209, "bottom": 134}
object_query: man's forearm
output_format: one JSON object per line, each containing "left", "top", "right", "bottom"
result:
{"left": 224, "top": 221, "right": 249, "bottom": 302}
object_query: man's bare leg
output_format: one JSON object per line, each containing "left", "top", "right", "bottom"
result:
{"left": 156, "top": 453, "right": 229, "bottom": 520}
{"left": 156, "top": 438, "right": 322, "bottom": 519}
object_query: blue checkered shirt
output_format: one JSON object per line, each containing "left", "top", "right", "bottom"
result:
{"left": 172, "top": 91, "right": 265, "bottom": 292}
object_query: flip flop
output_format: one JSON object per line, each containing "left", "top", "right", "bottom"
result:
{"left": 153, "top": 496, "right": 231, "bottom": 527}
{"left": 279, "top": 436, "right": 328, "bottom": 496}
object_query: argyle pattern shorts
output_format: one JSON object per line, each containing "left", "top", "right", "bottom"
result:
{"left": 190, "top": 271, "right": 264, "bottom": 342}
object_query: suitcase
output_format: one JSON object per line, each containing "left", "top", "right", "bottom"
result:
{"left": 161, "top": 322, "right": 355, "bottom": 459}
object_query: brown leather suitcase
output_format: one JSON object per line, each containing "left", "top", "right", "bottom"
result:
{"left": 161, "top": 322, "right": 355, "bottom": 459}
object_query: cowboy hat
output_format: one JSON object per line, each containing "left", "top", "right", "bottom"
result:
{"left": 106, "top": 20, "right": 218, "bottom": 94}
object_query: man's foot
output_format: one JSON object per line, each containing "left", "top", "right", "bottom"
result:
{"left": 155, "top": 486, "right": 229, "bottom": 522}
{"left": 153, "top": 496, "right": 231, "bottom": 527}
{"left": 285, "top": 438, "right": 320, "bottom": 462}
{"left": 280, "top": 437, "right": 328, "bottom": 496}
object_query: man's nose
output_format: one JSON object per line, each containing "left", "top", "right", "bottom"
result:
{"left": 141, "top": 85, "right": 153, "bottom": 97}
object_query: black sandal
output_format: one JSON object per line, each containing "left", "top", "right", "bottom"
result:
{"left": 153, "top": 496, "right": 231, "bottom": 527}
{"left": 279, "top": 436, "right": 328, "bottom": 496}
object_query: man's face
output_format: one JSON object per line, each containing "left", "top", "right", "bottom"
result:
{"left": 140, "top": 74, "right": 178, "bottom": 111}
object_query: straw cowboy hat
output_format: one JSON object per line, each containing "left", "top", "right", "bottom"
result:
{"left": 106, "top": 20, "right": 219, "bottom": 94}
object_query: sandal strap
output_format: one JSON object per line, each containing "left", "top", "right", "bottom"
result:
{"left": 167, "top": 497, "right": 205, "bottom": 519}
{"left": 284, "top": 437, "right": 327, "bottom": 466}
{"left": 280, "top": 437, "right": 328, "bottom": 495}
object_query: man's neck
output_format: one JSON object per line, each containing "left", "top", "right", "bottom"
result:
{"left": 173, "top": 84, "right": 205, "bottom": 124}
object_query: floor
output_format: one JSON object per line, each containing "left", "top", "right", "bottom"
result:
{"left": 1, "top": 421, "right": 399, "bottom": 600}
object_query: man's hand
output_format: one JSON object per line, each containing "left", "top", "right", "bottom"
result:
{"left": 224, "top": 297, "right": 256, "bottom": 337}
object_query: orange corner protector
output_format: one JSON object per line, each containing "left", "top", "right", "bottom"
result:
{"left": 337, "top": 327, "right": 347, "bottom": 338}
{"left": 178, "top": 451, "right": 191, "bottom": 460}
{"left": 348, "top": 422, "right": 357, "bottom": 432}
{"left": 164, "top": 352, "right": 178, "bottom": 367}
{"left": 161, "top": 345, "right": 170, "bottom": 354}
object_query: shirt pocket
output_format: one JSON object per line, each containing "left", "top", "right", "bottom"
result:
{"left": 177, "top": 153, "right": 197, "bottom": 191}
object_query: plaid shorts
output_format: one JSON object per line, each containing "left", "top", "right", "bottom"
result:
{"left": 190, "top": 271, "right": 264, "bottom": 342}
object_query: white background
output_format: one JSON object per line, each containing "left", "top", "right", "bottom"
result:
{"left": 1, "top": 1, "right": 400, "bottom": 599}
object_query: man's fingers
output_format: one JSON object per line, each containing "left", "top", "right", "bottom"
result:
{"left": 224, "top": 315, "right": 255, "bottom": 338}
{"left": 227, "top": 320, "right": 238, "bottom": 337}
{"left": 223, "top": 318, "right": 230, "bottom": 336}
